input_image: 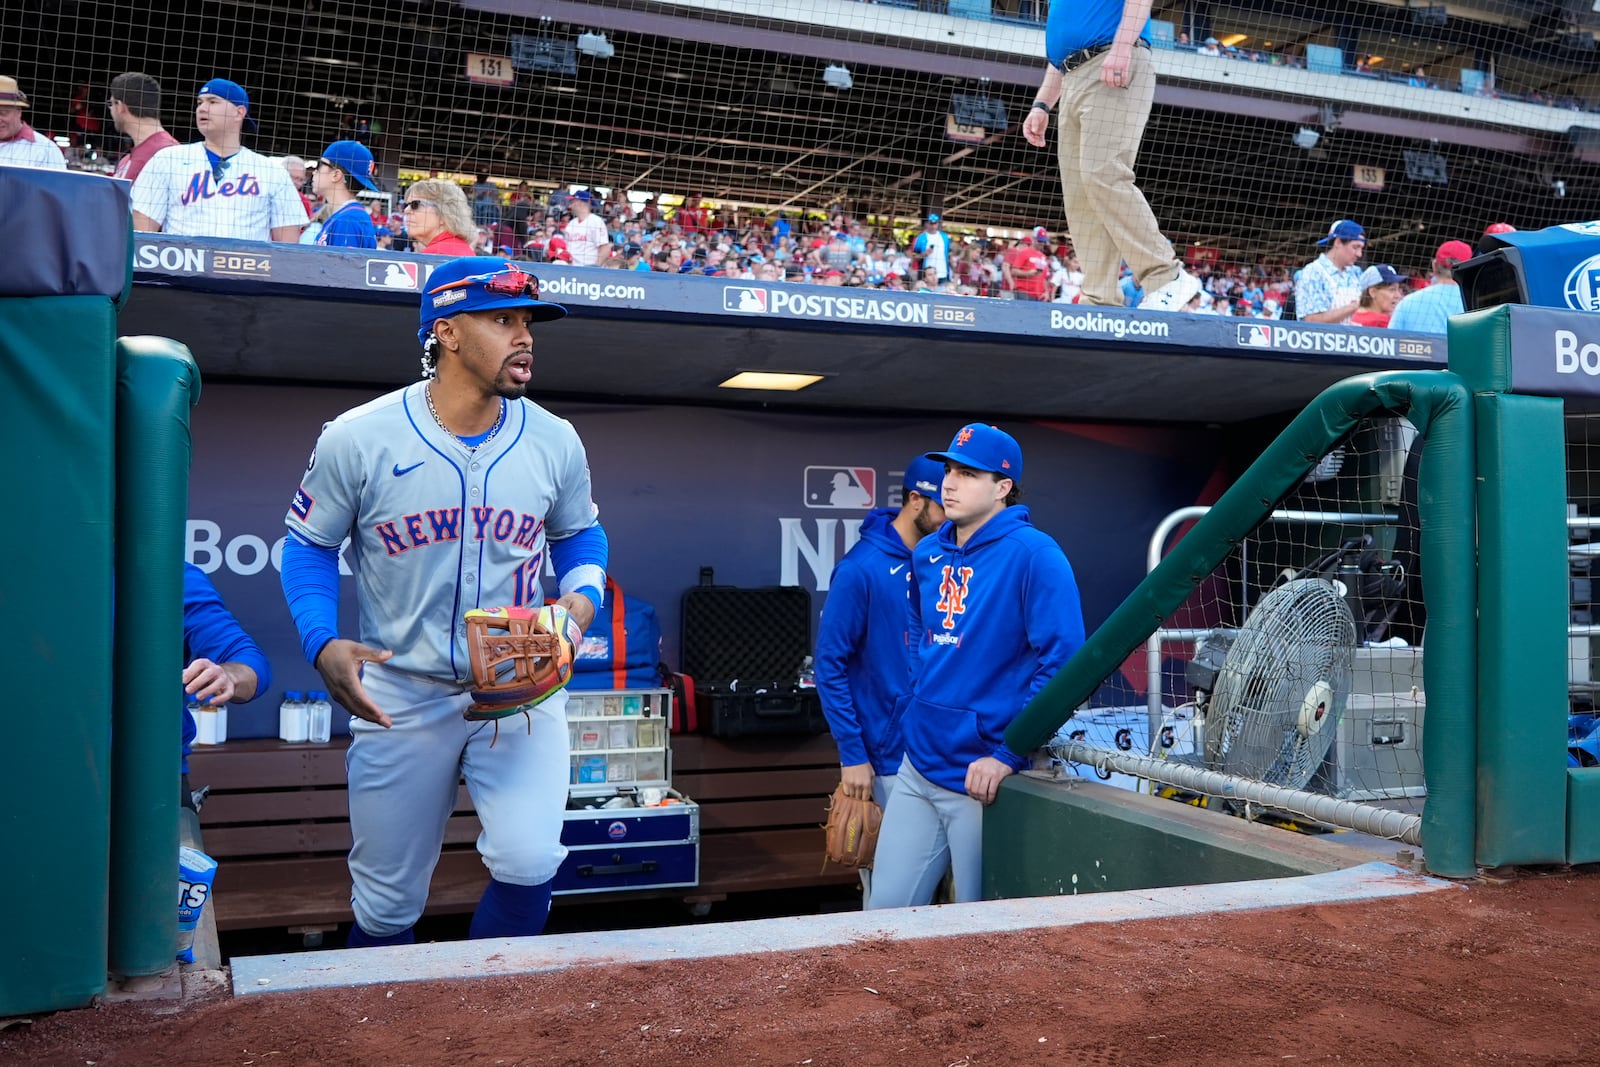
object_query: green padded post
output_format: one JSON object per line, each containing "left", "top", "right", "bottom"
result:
{"left": 1567, "top": 768, "right": 1600, "bottom": 864}
{"left": 109, "top": 337, "right": 201, "bottom": 978}
{"left": 0, "top": 296, "right": 117, "bottom": 1015}
{"left": 1001, "top": 371, "right": 1479, "bottom": 878}
{"left": 1472, "top": 393, "right": 1569, "bottom": 865}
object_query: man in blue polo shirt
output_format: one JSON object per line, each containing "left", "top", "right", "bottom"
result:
{"left": 1019, "top": 0, "right": 1199, "bottom": 314}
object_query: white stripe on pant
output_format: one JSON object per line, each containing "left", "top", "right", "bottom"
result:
{"left": 865, "top": 756, "right": 984, "bottom": 909}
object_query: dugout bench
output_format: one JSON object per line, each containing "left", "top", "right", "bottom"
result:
{"left": 187, "top": 732, "right": 858, "bottom": 934}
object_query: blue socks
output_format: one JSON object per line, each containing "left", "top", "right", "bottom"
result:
{"left": 346, "top": 922, "right": 416, "bottom": 949}
{"left": 469, "top": 877, "right": 554, "bottom": 939}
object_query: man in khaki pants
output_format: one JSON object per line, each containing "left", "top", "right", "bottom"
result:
{"left": 1021, "top": 1, "right": 1199, "bottom": 312}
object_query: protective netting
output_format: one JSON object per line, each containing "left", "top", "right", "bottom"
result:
{"left": 10, "top": 0, "right": 1600, "bottom": 300}
{"left": 1054, "top": 415, "right": 1428, "bottom": 820}
{"left": 1567, "top": 413, "right": 1600, "bottom": 770}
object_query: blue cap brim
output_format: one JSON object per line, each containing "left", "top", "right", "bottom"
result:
{"left": 417, "top": 293, "right": 568, "bottom": 345}
{"left": 924, "top": 450, "right": 1003, "bottom": 475}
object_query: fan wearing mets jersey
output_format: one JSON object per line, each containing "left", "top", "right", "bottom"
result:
{"left": 130, "top": 78, "right": 307, "bottom": 242}
{"left": 280, "top": 257, "right": 607, "bottom": 947}
{"left": 867, "top": 424, "right": 1085, "bottom": 911}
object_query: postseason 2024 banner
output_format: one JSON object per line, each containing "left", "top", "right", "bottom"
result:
{"left": 188, "top": 383, "right": 1222, "bottom": 739}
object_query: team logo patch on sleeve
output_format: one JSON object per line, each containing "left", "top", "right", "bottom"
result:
{"left": 291, "top": 485, "right": 315, "bottom": 519}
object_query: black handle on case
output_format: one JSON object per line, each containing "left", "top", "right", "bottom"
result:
{"left": 756, "top": 695, "right": 801, "bottom": 717}
{"left": 577, "top": 858, "right": 659, "bottom": 877}
{"left": 698, "top": 565, "right": 715, "bottom": 586}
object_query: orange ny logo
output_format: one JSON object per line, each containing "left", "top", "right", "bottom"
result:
{"left": 956, "top": 427, "right": 974, "bottom": 446}
{"left": 936, "top": 565, "right": 973, "bottom": 629}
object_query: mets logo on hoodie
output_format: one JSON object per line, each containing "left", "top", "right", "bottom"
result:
{"left": 936, "top": 565, "right": 973, "bottom": 629}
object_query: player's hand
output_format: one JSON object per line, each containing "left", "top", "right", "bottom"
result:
{"left": 1101, "top": 42, "right": 1134, "bottom": 89}
{"left": 965, "top": 756, "right": 1016, "bottom": 806}
{"left": 314, "top": 639, "right": 395, "bottom": 728}
{"left": 840, "top": 762, "right": 875, "bottom": 801}
{"left": 183, "top": 658, "right": 237, "bottom": 706}
{"left": 1022, "top": 106, "right": 1050, "bottom": 148}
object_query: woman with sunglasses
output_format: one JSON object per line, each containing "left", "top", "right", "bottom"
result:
{"left": 401, "top": 179, "right": 476, "bottom": 256}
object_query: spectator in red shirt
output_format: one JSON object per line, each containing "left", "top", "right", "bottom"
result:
{"left": 401, "top": 179, "right": 476, "bottom": 257}
{"left": 1002, "top": 227, "right": 1053, "bottom": 301}
{"left": 108, "top": 72, "right": 179, "bottom": 182}
{"left": 1351, "top": 263, "right": 1405, "bottom": 327}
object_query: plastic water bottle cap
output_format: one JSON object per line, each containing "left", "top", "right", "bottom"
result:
{"left": 286, "top": 691, "right": 303, "bottom": 701}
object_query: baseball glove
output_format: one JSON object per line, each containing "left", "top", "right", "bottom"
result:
{"left": 463, "top": 606, "right": 579, "bottom": 731}
{"left": 821, "top": 783, "right": 883, "bottom": 870}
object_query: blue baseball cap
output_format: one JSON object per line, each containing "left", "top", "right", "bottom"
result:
{"left": 1316, "top": 219, "right": 1366, "bottom": 245}
{"left": 925, "top": 213, "right": 942, "bottom": 224}
{"left": 318, "top": 140, "right": 378, "bottom": 191}
{"left": 902, "top": 455, "right": 945, "bottom": 505}
{"left": 198, "top": 78, "right": 257, "bottom": 131}
{"left": 926, "top": 424, "right": 1023, "bottom": 481}
{"left": 417, "top": 257, "right": 567, "bottom": 345}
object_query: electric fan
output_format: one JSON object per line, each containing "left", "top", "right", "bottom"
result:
{"left": 1202, "top": 578, "right": 1358, "bottom": 790}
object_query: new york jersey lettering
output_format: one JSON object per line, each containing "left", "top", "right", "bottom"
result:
{"left": 181, "top": 170, "right": 264, "bottom": 206}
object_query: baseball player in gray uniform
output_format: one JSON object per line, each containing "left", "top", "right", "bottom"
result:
{"left": 281, "top": 256, "right": 607, "bottom": 947}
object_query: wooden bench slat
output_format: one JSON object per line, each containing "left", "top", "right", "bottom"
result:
{"left": 201, "top": 815, "right": 484, "bottom": 859}
{"left": 190, "top": 744, "right": 351, "bottom": 789}
{"left": 672, "top": 766, "right": 839, "bottom": 800}
{"left": 697, "top": 796, "right": 830, "bottom": 832}
{"left": 672, "top": 733, "right": 840, "bottom": 770}
{"left": 199, "top": 784, "right": 474, "bottom": 825}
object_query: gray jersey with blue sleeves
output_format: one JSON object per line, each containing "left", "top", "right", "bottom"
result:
{"left": 285, "top": 380, "right": 598, "bottom": 682}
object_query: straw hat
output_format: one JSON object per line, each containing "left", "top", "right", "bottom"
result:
{"left": 0, "top": 76, "right": 30, "bottom": 108}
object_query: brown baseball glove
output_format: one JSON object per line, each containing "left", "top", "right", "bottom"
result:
{"left": 463, "top": 606, "right": 576, "bottom": 733}
{"left": 822, "top": 783, "right": 883, "bottom": 870}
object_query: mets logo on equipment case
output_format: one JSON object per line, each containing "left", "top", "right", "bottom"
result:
{"left": 936, "top": 565, "right": 973, "bottom": 629}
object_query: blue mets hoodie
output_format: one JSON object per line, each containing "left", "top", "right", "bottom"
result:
{"left": 900, "top": 506, "right": 1085, "bottom": 792}
{"left": 815, "top": 508, "right": 915, "bottom": 774}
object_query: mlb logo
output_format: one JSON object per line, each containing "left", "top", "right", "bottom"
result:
{"left": 367, "top": 260, "right": 419, "bottom": 290}
{"left": 1238, "top": 323, "right": 1273, "bottom": 347}
{"left": 723, "top": 286, "right": 768, "bottom": 313}
{"left": 805, "top": 466, "right": 875, "bottom": 509}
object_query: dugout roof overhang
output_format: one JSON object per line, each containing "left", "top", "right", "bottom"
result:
{"left": 122, "top": 236, "right": 1444, "bottom": 424}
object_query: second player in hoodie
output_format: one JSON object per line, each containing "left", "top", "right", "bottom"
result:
{"left": 868, "top": 424, "right": 1085, "bottom": 909}
{"left": 815, "top": 455, "right": 948, "bottom": 902}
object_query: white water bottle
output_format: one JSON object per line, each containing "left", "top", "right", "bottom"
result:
{"left": 307, "top": 690, "right": 333, "bottom": 744}
{"left": 278, "top": 690, "right": 309, "bottom": 744}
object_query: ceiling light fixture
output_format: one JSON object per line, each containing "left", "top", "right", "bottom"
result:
{"left": 719, "top": 371, "right": 825, "bottom": 391}
{"left": 575, "top": 31, "right": 615, "bottom": 59}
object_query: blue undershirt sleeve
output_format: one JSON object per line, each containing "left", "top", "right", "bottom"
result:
{"left": 281, "top": 534, "right": 343, "bottom": 666}
{"left": 549, "top": 521, "right": 608, "bottom": 614}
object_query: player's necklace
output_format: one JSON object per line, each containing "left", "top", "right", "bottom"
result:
{"left": 425, "top": 383, "right": 504, "bottom": 450}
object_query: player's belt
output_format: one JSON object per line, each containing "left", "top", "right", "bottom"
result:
{"left": 1056, "top": 38, "right": 1150, "bottom": 74}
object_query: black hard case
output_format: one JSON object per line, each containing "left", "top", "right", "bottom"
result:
{"left": 680, "top": 568, "right": 828, "bottom": 737}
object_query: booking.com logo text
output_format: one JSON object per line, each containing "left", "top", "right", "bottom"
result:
{"left": 539, "top": 277, "right": 647, "bottom": 303}
{"left": 1048, "top": 308, "right": 1171, "bottom": 340}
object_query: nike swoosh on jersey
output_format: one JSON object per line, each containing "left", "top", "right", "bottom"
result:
{"left": 393, "top": 461, "right": 425, "bottom": 477}
{"left": 890, "top": 564, "right": 905, "bottom": 574}
{"left": 928, "top": 554, "right": 944, "bottom": 563}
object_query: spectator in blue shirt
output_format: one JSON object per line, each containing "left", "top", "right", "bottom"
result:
{"left": 310, "top": 140, "right": 379, "bottom": 249}
{"left": 1390, "top": 240, "right": 1471, "bottom": 334}
{"left": 1295, "top": 219, "right": 1367, "bottom": 323}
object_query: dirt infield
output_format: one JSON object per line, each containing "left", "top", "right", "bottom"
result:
{"left": 5, "top": 871, "right": 1598, "bottom": 1067}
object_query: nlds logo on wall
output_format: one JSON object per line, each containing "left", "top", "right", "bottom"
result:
{"left": 804, "top": 466, "right": 875, "bottom": 509}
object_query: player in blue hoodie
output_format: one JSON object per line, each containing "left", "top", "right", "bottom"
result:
{"left": 182, "top": 562, "right": 271, "bottom": 804}
{"left": 868, "top": 424, "right": 1085, "bottom": 909}
{"left": 816, "top": 455, "right": 947, "bottom": 810}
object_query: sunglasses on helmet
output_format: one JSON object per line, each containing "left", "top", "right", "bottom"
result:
{"left": 427, "top": 267, "right": 542, "bottom": 301}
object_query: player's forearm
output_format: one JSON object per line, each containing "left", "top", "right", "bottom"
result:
{"left": 281, "top": 535, "right": 343, "bottom": 665}
{"left": 271, "top": 225, "right": 304, "bottom": 242}
{"left": 132, "top": 211, "right": 161, "bottom": 232}
{"left": 1033, "top": 65, "right": 1063, "bottom": 108}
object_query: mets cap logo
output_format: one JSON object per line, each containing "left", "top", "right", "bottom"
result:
{"left": 956, "top": 427, "right": 974, "bottom": 446}
{"left": 607, "top": 820, "right": 629, "bottom": 840}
